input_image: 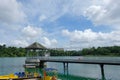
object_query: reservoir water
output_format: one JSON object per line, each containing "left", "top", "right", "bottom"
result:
{"left": 0, "top": 57, "right": 120, "bottom": 80}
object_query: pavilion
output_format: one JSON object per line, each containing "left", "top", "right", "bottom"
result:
{"left": 25, "top": 42, "right": 48, "bottom": 57}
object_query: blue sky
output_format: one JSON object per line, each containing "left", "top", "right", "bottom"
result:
{"left": 0, "top": 0, "right": 120, "bottom": 50}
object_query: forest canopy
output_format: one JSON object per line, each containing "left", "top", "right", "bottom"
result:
{"left": 0, "top": 44, "right": 120, "bottom": 57}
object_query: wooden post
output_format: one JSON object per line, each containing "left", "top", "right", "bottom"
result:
{"left": 63, "top": 62, "right": 65, "bottom": 75}
{"left": 100, "top": 64, "right": 105, "bottom": 80}
{"left": 66, "top": 63, "right": 69, "bottom": 75}
{"left": 66, "top": 63, "right": 69, "bottom": 80}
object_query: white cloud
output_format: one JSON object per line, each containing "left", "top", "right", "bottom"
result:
{"left": 1, "top": 0, "right": 120, "bottom": 49}
{"left": 39, "top": 14, "right": 47, "bottom": 22}
{"left": 68, "top": 0, "right": 92, "bottom": 16}
{"left": 0, "top": 42, "right": 6, "bottom": 45}
{"left": 62, "top": 29, "right": 120, "bottom": 49}
{"left": 12, "top": 39, "right": 29, "bottom": 47}
{"left": 84, "top": 5, "right": 107, "bottom": 25}
{"left": 20, "top": 0, "right": 108, "bottom": 23}
{"left": 28, "top": 0, "right": 119, "bottom": 29}
{"left": 62, "top": 29, "right": 98, "bottom": 42}
{"left": 42, "top": 37, "right": 58, "bottom": 48}
{"left": 20, "top": 26, "right": 58, "bottom": 48}
{"left": 14, "top": 0, "right": 120, "bottom": 29}
{"left": 22, "top": 26, "right": 43, "bottom": 38}
{"left": 84, "top": 0, "right": 120, "bottom": 28}
{"left": 23, "top": 0, "right": 69, "bottom": 22}
{"left": 0, "top": 0, "right": 26, "bottom": 24}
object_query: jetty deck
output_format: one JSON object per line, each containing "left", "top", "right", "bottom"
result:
{"left": 26, "top": 57, "right": 120, "bottom": 65}
{"left": 25, "top": 57, "right": 120, "bottom": 80}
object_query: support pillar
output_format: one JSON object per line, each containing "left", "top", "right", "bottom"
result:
{"left": 66, "top": 63, "right": 69, "bottom": 80}
{"left": 66, "top": 63, "right": 68, "bottom": 76}
{"left": 63, "top": 62, "right": 65, "bottom": 75}
{"left": 63, "top": 62, "right": 69, "bottom": 75}
{"left": 100, "top": 64, "right": 105, "bottom": 80}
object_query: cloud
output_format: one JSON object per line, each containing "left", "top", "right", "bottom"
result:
{"left": 0, "top": 0, "right": 26, "bottom": 24}
{"left": 1, "top": 0, "right": 120, "bottom": 49}
{"left": 19, "top": 0, "right": 107, "bottom": 24}
{"left": 68, "top": 0, "right": 92, "bottom": 16}
{"left": 22, "top": 0, "right": 67, "bottom": 22}
{"left": 12, "top": 39, "right": 29, "bottom": 47}
{"left": 62, "top": 29, "right": 98, "bottom": 42}
{"left": 62, "top": 29, "right": 120, "bottom": 49}
{"left": 6, "top": 0, "right": 119, "bottom": 29}
{"left": 22, "top": 25, "right": 43, "bottom": 38}
{"left": 84, "top": 5, "right": 107, "bottom": 25}
{"left": 0, "top": 42, "right": 6, "bottom": 45}
{"left": 84, "top": 0, "right": 120, "bottom": 28}
{"left": 42, "top": 37, "right": 58, "bottom": 48}
{"left": 9, "top": 25, "right": 58, "bottom": 48}
{"left": 18, "top": 25, "right": 58, "bottom": 48}
{"left": 39, "top": 14, "right": 47, "bottom": 22}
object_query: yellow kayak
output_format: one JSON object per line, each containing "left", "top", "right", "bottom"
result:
{"left": 0, "top": 74, "right": 18, "bottom": 79}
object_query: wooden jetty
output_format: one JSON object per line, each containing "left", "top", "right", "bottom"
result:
{"left": 25, "top": 57, "right": 120, "bottom": 80}
{"left": 26, "top": 58, "right": 120, "bottom": 65}
{"left": 25, "top": 42, "right": 120, "bottom": 80}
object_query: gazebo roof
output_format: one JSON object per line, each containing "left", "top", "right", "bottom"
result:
{"left": 25, "top": 42, "right": 46, "bottom": 50}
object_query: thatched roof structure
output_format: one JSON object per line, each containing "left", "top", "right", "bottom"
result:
{"left": 25, "top": 42, "right": 46, "bottom": 50}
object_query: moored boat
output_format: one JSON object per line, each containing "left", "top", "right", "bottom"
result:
{"left": 0, "top": 73, "right": 41, "bottom": 80}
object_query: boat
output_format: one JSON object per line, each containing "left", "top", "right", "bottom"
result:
{"left": 0, "top": 74, "right": 18, "bottom": 79}
{"left": 0, "top": 73, "right": 41, "bottom": 80}
{"left": 0, "top": 67, "right": 58, "bottom": 80}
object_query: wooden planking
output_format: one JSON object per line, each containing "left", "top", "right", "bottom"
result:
{"left": 26, "top": 58, "right": 120, "bottom": 65}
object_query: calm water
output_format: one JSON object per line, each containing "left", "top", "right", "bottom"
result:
{"left": 0, "top": 57, "right": 120, "bottom": 80}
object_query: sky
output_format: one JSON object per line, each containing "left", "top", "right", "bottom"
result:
{"left": 0, "top": 0, "right": 120, "bottom": 50}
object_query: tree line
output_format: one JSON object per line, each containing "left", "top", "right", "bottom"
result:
{"left": 0, "top": 44, "right": 26, "bottom": 57}
{"left": 0, "top": 44, "right": 120, "bottom": 57}
{"left": 50, "top": 46, "right": 120, "bottom": 56}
